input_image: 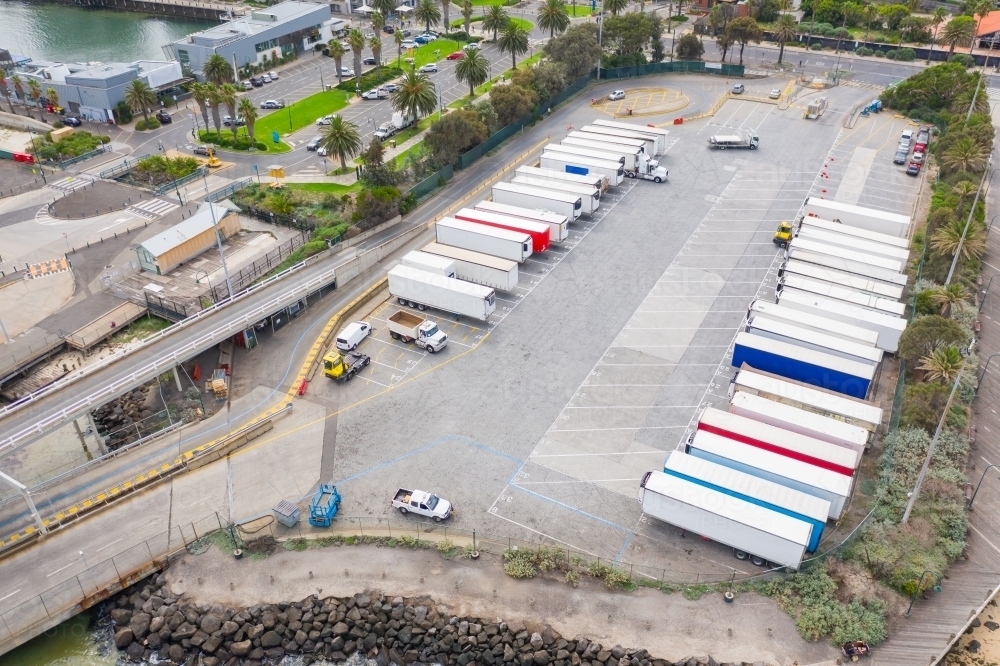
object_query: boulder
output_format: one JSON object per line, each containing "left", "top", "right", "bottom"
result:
{"left": 125, "top": 641, "right": 145, "bottom": 661}
{"left": 171, "top": 622, "right": 197, "bottom": 641}
{"left": 149, "top": 616, "right": 164, "bottom": 634}
{"left": 334, "top": 622, "right": 351, "bottom": 636}
{"left": 201, "top": 614, "right": 223, "bottom": 634}
{"left": 221, "top": 620, "right": 239, "bottom": 636}
{"left": 531, "top": 634, "right": 544, "bottom": 650}
{"left": 261, "top": 630, "right": 283, "bottom": 648}
{"left": 167, "top": 644, "right": 185, "bottom": 662}
{"left": 230, "top": 640, "right": 253, "bottom": 657}
{"left": 111, "top": 609, "right": 133, "bottom": 626}
{"left": 146, "top": 633, "right": 162, "bottom": 650}
{"left": 534, "top": 650, "right": 551, "bottom": 665}
{"left": 128, "top": 613, "right": 151, "bottom": 640}
{"left": 202, "top": 634, "right": 223, "bottom": 653}
{"left": 113, "top": 627, "right": 133, "bottom": 649}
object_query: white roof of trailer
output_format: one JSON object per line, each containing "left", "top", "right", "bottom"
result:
{"left": 786, "top": 250, "right": 909, "bottom": 286}
{"left": 437, "top": 217, "right": 532, "bottom": 243}
{"left": 735, "top": 331, "right": 877, "bottom": 381}
{"left": 804, "top": 197, "right": 911, "bottom": 225}
{"left": 389, "top": 265, "right": 494, "bottom": 296}
{"left": 777, "top": 291, "right": 907, "bottom": 331}
{"left": 456, "top": 208, "right": 552, "bottom": 234}
{"left": 730, "top": 391, "right": 870, "bottom": 450}
{"left": 790, "top": 238, "right": 904, "bottom": 272}
{"left": 475, "top": 200, "right": 567, "bottom": 225}
{"left": 421, "top": 242, "right": 517, "bottom": 271}
{"left": 749, "top": 300, "right": 879, "bottom": 345}
{"left": 748, "top": 316, "right": 884, "bottom": 364}
{"left": 734, "top": 367, "right": 883, "bottom": 427}
{"left": 799, "top": 217, "right": 910, "bottom": 249}
{"left": 493, "top": 182, "right": 582, "bottom": 204}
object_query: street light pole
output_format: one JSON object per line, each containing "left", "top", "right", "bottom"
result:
{"left": 968, "top": 463, "right": 1000, "bottom": 508}
{"left": 207, "top": 203, "right": 234, "bottom": 301}
{"left": 980, "top": 274, "right": 1000, "bottom": 312}
{"left": 905, "top": 571, "right": 942, "bottom": 616}
{"left": 977, "top": 352, "right": 1000, "bottom": 390}
{"left": 945, "top": 159, "right": 991, "bottom": 285}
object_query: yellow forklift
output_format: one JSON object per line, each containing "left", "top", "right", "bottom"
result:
{"left": 323, "top": 350, "right": 370, "bottom": 381}
{"left": 773, "top": 220, "right": 793, "bottom": 248}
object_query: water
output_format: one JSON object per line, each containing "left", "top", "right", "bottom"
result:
{"left": 0, "top": 610, "right": 119, "bottom": 666}
{"left": 2, "top": 1, "right": 213, "bottom": 63}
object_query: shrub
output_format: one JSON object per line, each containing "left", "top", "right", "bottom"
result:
{"left": 874, "top": 49, "right": 885, "bottom": 57}
{"left": 893, "top": 47, "right": 915, "bottom": 61}
{"left": 134, "top": 118, "right": 161, "bottom": 131}
{"left": 197, "top": 130, "right": 267, "bottom": 151}
{"left": 884, "top": 49, "right": 897, "bottom": 60}
{"left": 503, "top": 548, "right": 538, "bottom": 578}
{"left": 135, "top": 119, "right": 147, "bottom": 131}
{"left": 949, "top": 53, "right": 975, "bottom": 68}
{"left": 810, "top": 43, "right": 824, "bottom": 50}
{"left": 444, "top": 30, "right": 469, "bottom": 41}
{"left": 855, "top": 46, "right": 873, "bottom": 56}
{"left": 335, "top": 66, "right": 404, "bottom": 93}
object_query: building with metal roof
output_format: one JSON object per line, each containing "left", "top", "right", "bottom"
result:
{"left": 135, "top": 201, "right": 241, "bottom": 275}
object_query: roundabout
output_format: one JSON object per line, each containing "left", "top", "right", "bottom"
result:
{"left": 591, "top": 87, "right": 690, "bottom": 118}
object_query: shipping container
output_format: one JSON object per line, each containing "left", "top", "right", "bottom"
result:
{"left": 454, "top": 208, "right": 552, "bottom": 253}
{"left": 780, "top": 250, "right": 908, "bottom": 287}
{"left": 797, "top": 216, "right": 910, "bottom": 249}
{"left": 474, "top": 200, "right": 570, "bottom": 242}
{"left": 731, "top": 331, "right": 876, "bottom": 399}
{"left": 579, "top": 125, "right": 661, "bottom": 154}
{"left": 435, "top": 217, "right": 533, "bottom": 263}
{"left": 516, "top": 165, "right": 608, "bottom": 194}
{"left": 730, "top": 366, "right": 883, "bottom": 439}
{"left": 778, "top": 259, "right": 904, "bottom": 300}
{"left": 698, "top": 406, "right": 860, "bottom": 475}
{"left": 639, "top": 470, "right": 810, "bottom": 569}
{"left": 401, "top": 251, "right": 456, "bottom": 278}
{"left": 746, "top": 316, "right": 884, "bottom": 366}
{"left": 777, "top": 278, "right": 905, "bottom": 317}
{"left": 776, "top": 289, "right": 907, "bottom": 353}
{"left": 510, "top": 174, "right": 600, "bottom": 214}
{"left": 492, "top": 182, "right": 583, "bottom": 221}
{"left": 795, "top": 226, "right": 910, "bottom": 263}
{"left": 685, "top": 429, "right": 851, "bottom": 520}
{"left": 540, "top": 150, "right": 626, "bottom": 187}
{"left": 729, "top": 391, "right": 868, "bottom": 455}
{"left": 388, "top": 265, "right": 496, "bottom": 321}
{"left": 788, "top": 237, "right": 904, "bottom": 273}
{"left": 421, "top": 242, "right": 518, "bottom": 291}
{"left": 748, "top": 300, "right": 879, "bottom": 347}
{"left": 662, "top": 450, "right": 830, "bottom": 552}
{"left": 802, "top": 197, "right": 910, "bottom": 238}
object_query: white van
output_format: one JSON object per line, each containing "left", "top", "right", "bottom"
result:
{"left": 335, "top": 321, "right": 372, "bottom": 351}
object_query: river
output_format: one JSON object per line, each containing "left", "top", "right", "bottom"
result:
{"left": 3, "top": 1, "right": 213, "bottom": 63}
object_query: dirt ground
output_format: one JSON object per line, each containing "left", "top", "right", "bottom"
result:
{"left": 166, "top": 543, "right": 840, "bottom": 666}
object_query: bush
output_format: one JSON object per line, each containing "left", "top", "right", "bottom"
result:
{"left": 669, "top": 14, "right": 688, "bottom": 22}
{"left": 676, "top": 33, "right": 705, "bottom": 60}
{"left": 949, "top": 53, "right": 975, "bottom": 68}
{"left": 32, "top": 131, "right": 104, "bottom": 161}
{"left": 874, "top": 49, "right": 885, "bottom": 57}
{"left": 810, "top": 43, "right": 824, "bottom": 50}
{"left": 135, "top": 118, "right": 161, "bottom": 131}
{"left": 130, "top": 154, "right": 200, "bottom": 186}
{"left": 884, "top": 49, "right": 897, "bottom": 60}
{"left": 197, "top": 130, "right": 267, "bottom": 151}
{"left": 444, "top": 30, "right": 469, "bottom": 41}
{"left": 894, "top": 47, "right": 915, "bottom": 61}
{"left": 855, "top": 46, "right": 873, "bottom": 56}
{"left": 335, "top": 66, "right": 404, "bottom": 93}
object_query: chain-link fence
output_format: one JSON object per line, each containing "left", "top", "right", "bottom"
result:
{"left": 408, "top": 164, "right": 454, "bottom": 201}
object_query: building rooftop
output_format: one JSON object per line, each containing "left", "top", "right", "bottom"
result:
{"left": 179, "top": 1, "right": 327, "bottom": 44}
{"left": 139, "top": 202, "right": 240, "bottom": 258}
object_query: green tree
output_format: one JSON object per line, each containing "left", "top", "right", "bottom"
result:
{"left": 483, "top": 4, "right": 510, "bottom": 40}
{"left": 415, "top": 0, "right": 442, "bottom": 33}
{"left": 373, "top": 0, "right": 396, "bottom": 20}
{"left": 676, "top": 33, "right": 705, "bottom": 60}
{"left": 543, "top": 24, "right": 601, "bottom": 79}
{"left": 0, "top": 71, "right": 14, "bottom": 115}
{"left": 918, "top": 346, "right": 964, "bottom": 383}
{"left": 219, "top": 83, "right": 239, "bottom": 141}
{"left": 124, "top": 78, "right": 156, "bottom": 127}
{"left": 538, "top": 0, "right": 571, "bottom": 38}
{"left": 191, "top": 82, "right": 212, "bottom": 133}
{"left": 440, "top": 0, "right": 451, "bottom": 35}
{"left": 461, "top": 0, "right": 475, "bottom": 36}
{"left": 489, "top": 80, "right": 536, "bottom": 125}
{"left": 930, "top": 217, "right": 987, "bottom": 262}
{"left": 27, "top": 78, "right": 42, "bottom": 118}
{"left": 952, "top": 180, "right": 979, "bottom": 217}
{"left": 709, "top": 3, "right": 736, "bottom": 35}
{"left": 928, "top": 6, "right": 947, "bottom": 63}
{"left": 329, "top": 40, "right": 347, "bottom": 83}
{"left": 456, "top": 47, "right": 490, "bottom": 97}
{"left": 348, "top": 29, "right": 367, "bottom": 90}
{"left": 605, "top": 0, "right": 628, "bottom": 15}
{"left": 898, "top": 315, "right": 967, "bottom": 365}
{"left": 394, "top": 30, "right": 405, "bottom": 67}
{"left": 202, "top": 53, "right": 234, "bottom": 86}
{"left": 940, "top": 16, "right": 974, "bottom": 55}
{"left": 726, "top": 17, "right": 763, "bottom": 65}
{"left": 970, "top": 0, "right": 993, "bottom": 54}
{"left": 371, "top": 10, "right": 385, "bottom": 36}
{"left": 238, "top": 96, "right": 258, "bottom": 146}
{"left": 941, "top": 136, "right": 988, "bottom": 173}
{"left": 370, "top": 34, "right": 384, "bottom": 80}
{"left": 498, "top": 21, "right": 530, "bottom": 68}
{"left": 46, "top": 87, "right": 59, "bottom": 114}
{"left": 426, "top": 109, "right": 488, "bottom": 164}
{"left": 320, "top": 115, "right": 363, "bottom": 169}
{"left": 11, "top": 75, "right": 26, "bottom": 118}
{"left": 534, "top": 61, "right": 567, "bottom": 98}
{"left": 930, "top": 283, "right": 969, "bottom": 319}
{"left": 391, "top": 68, "right": 438, "bottom": 120}
{"left": 773, "top": 13, "right": 798, "bottom": 64}
{"left": 861, "top": 2, "right": 877, "bottom": 45}
{"left": 359, "top": 138, "right": 397, "bottom": 187}
{"left": 717, "top": 30, "right": 735, "bottom": 62}
{"left": 208, "top": 85, "right": 224, "bottom": 136}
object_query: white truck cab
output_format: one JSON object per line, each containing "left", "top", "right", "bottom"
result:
{"left": 626, "top": 153, "right": 668, "bottom": 183}
{"left": 391, "top": 488, "right": 453, "bottom": 521}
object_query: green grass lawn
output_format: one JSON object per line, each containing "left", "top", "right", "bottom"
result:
{"left": 402, "top": 39, "right": 462, "bottom": 69}
{"left": 286, "top": 182, "right": 361, "bottom": 194}
{"left": 253, "top": 89, "right": 350, "bottom": 147}
{"left": 391, "top": 140, "right": 424, "bottom": 167}
{"left": 451, "top": 16, "right": 533, "bottom": 30}
{"left": 509, "top": 17, "right": 534, "bottom": 30}
{"left": 473, "top": 51, "right": 543, "bottom": 95}
{"left": 566, "top": 3, "right": 593, "bottom": 16}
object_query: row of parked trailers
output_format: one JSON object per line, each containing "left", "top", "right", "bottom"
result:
{"left": 640, "top": 198, "right": 908, "bottom": 570}
{"left": 386, "top": 120, "right": 669, "bottom": 321}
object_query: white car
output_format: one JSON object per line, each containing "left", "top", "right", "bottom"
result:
{"left": 268, "top": 70, "right": 279, "bottom": 80}
{"left": 340, "top": 67, "right": 355, "bottom": 76}
{"left": 316, "top": 115, "right": 334, "bottom": 125}
{"left": 260, "top": 99, "right": 284, "bottom": 109}
{"left": 317, "top": 146, "right": 328, "bottom": 156}
{"left": 608, "top": 90, "right": 625, "bottom": 100}
{"left": 419, "top": 63, "right": 438, "bottom": 73}
{"left": 336, "top": 321, "right": 373, "bottom": 351}
{"left": 361, "top": 88, "right": 387, "bottom": 100}
{"left": 768, "top": 88, "right": 781, "bottom": 99}
{"left": 262, "top": 74, "right": 272, "bottom": 83}
{"left": 464, "top": 43, "right": 480, "bottom": 51}
{"left": 401, "top": 40, "right": 418, "bottom": 49}
{"left": 365, "top": 32, "right": 376, "bottom": 39}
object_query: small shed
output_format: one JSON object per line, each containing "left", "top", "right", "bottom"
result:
{"left": 135, "top": 201, "right": 241, "bottom": 275}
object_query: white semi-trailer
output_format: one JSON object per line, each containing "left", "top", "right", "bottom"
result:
{"left": 787, "top": 237, "right": 904, "bottom": 273}
{"left": 797, "top": 216, "right": 910, "bottom": 249}
{"left": 579, "top": 125, "right": 660, "bottom": 155}
{"left": 491, "top": 182, "right": 583, "bottom": 221}
{"left": 474, "top": 200, "right": 570, "bottom": 242}
{"left": 540, "top": 150, "right": 626, "bottom": 186}
{"left": 780, "top": 250, "right": 909, "bottom": 287}
{"left": 795, "top": 226, "right": 910, "bottom": 263}
{"left": 544, "top": 142, "right": 625, "bottom": 165}
{"left": 567, "top": 131, "right": 647, "bottom": 154}
{"left": 435, "top": 217, "right": 533, "bottom": 263}
{"left": 776, "top": 289, "right": 907, "bottom": 353}
{"left": 729, "top": 391, "right": 869, "bottom": 455}
{"left": 511, "top": 175, "right": 600, "bottom": 214}
{"left": 777, "top": 277, "right": 905, "bottom": 317}
{"left": 401, "top": 251, "right": 456, "bottom": 278}
{"left": 387, "top": 265, "right": 496, "bottom": 321}
{"left": 802, "top": 197, "right": 910, "bottom": 238}
{"left": 516, "top": 166, "right": 607, "bottom": 194}
{"left": 747, "top": 300, "right": 880, "bottom": 347}
{"left": 778, "top": 260, "right": 904, "bottom": 300}
{"left": 421, "top": 242, "right": 518, "bottom": 291}
{"left": 560, "top": 137, "right": 640, "bottom": 169}
{"left": 746, "top": 316, "right": 884, "bottom": 367}
{"left": 592, "top": 119, "right": 669, "bottom": 148}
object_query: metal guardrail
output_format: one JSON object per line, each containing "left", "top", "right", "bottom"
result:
{"left": 98, "top": 155, "right": 145, "bottom": 180}
{"left": 45, "top": 144, "right": 107, "bottom": 170}
{"left": 205, "top": 177, "right": 254, "bottom": 203}
{"left": 153, "top": 167, "right": 206, "bottom": 197}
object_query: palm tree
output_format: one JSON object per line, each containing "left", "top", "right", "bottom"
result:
{"left": 773, "top": 14, "right": 798, "bottom": 64}
{"left": 456, "top": 47, "right": 490, "bottom": 97}
{"left": 46, "top": 87, "right": 59, "bottom": 116}
{"left": 971, "top": 0, "right": 993, "bottom": 54}
{"left": 605, "top": 0, "right": 627, "bottom": 15}
{"left": 953, "top": 180, "right": 979, "bottom": 217}
{"left": 27, "top": 79, "right": 42, "bottom": 118}
{"left": 483, "top": 4, "right": 509, "bottom": 41}
{"left": 348, "top": 28, "right": 366, "bottom": 91}
{"left": 220, "top": 83, "right": 239, "bottom": 141}
{"left": 124, "top": 79, "right": 156, "bottom": 127}
{"left": 537, "top": 0, "right": 570, "bottom": 38}
{"left": 320, "top": 116, "right": 363, "bottom": 170}
{"left": 208, "top": 85, "right": 224, "bottom": 137}
{"left": 461, "top": 0, "right": 475, "bottom": 36}
{"left": 329, "top": 40, "right": 347, "bottom": 83}
{"left": 391, "top": 68, "right": 438, "bottom": 120}
{"left": 942, "top": 137, "right": 988, "bottom": 173}
{"left": 415, "top": 0, "right": 442, "bottom": 33}
{"left": 918, "top": 346, "right": 964, "bottom": 383}
{"left": 941, "top": 16, "right": 975, "bottom": 56}
{"left": 372, "top": 10, "right": 385, "bottom": 35}
{"left": 0, "top": 72, "right": 14, "bottom": 115}
{"left": 498, "top": 22, "right": 529, "bottom": 68}
{"left": 238, "top": 97, "right": 258, "bottom": 148}
{"left": 394, "top": 30, "right": 405, "bottom": 67}
{"left": 202, "top": 53, "right": 234, "bottom": 86}
{"left": 191, "top": 82, "right": 211, "bottom": 135}
{"left": 12, "top": 75, "right": 26, "bottom": 118}
{"left": 369, "top": 34, "right": 383, "bottom": 81}
{"left": 928, "top": 7, "right": 947, "bottom": 63}
{"left": 931, "top": 283, "right": 969, "bottom": 318}
{"left": 835, "top": 2, "right": 858, "bottom": 53}
{"left": 931, "top": 217, "right": 987, "bottom": 262}
{"left": 861, "top": 2, "right": 877, "bottom": 46}
{"left": 373, "top": 0, "right": 396, "bottom": 22}
{"left": 440, "top": 0, "right": 451, "bottom": 34}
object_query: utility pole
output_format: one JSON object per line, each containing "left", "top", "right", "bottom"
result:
{"left": 945, "top": 159, "right": 991, "bottom": 285}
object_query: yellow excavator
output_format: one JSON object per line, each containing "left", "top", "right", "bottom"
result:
{"left": 204, "top": 145, "right": 222, "bottom": 169}
{"left": 773, "top": 220, "right": 793, "bottom": 248}
{"left": 323, "top": 350, "right": 370, "bottom": 381}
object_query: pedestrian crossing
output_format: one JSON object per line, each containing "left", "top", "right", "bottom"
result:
{"left": 46, "top": 176, "right": 93, "bottom": 194}
{"left": 34, "top": 206, "right": 56, "bottom": 225}
{"left": 294, "top": 165, "right": 326, "bottom": 178}
{"left": 842, "top": 80, "right": 885, "bottom": 91}
{"left": 126, "top": 198, "right": 179, "bottom": 220}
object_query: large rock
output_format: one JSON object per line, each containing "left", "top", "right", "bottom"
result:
{"left": 167, "top": 644, "right": 185, "bottom": 663}
{"left": 145, "top": 633, "right": 162, "bottom": 650}
{"left": 230, "top": 640, "right": 253, "bottom": 657}
{"left": 202, "top": 635, "right": 223, "bottom": 654}
{"left": 129, "top": 611, "right": 151, "bottom": 640}
{"left": 110, "top": 609, "right": 132, "bottom": 626}
{"left": 261, "top": 630, "right": 283, "bottom": 648}
{"left": 125, "top": 641, "right": 145, "bottom": 661}
{"left": 149, "top": 616, "right": 164, "bottom": 634}
{"left": 200, "top": 614, "right": 222, "bottom": 634}
{"left": 221, "top": 620, "right": 239, "bottom": 636}
{"left": 334, "top": 622, "right": 350, "bottom": 636}
{"left": 534, "top": 650, "right": 551, "bottom": 665}
{"left": 113, "top": 627, "right": 133, "bottom": 649}
{"left": 531, "top": 633, "right": 544, "bottom": 650}
{"left": 171, "top": 621, "right": 197, "bottom": 641}
{"left": 504, "top": 644, "right": 517, "bottom": 662}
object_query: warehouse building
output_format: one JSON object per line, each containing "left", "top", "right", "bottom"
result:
{"left": 135, "top": 202, "right": 241, "bottom": 275}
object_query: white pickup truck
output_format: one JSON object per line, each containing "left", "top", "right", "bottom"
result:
{"left": 388, "top": 310, "right": 448, "bottom": 352}
{"left": 391, "top": 488, "right": 453, "bottom": 522}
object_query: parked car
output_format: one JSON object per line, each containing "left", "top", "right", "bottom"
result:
{"left": 336, "top": 321, "right": 373, "bottom": 351}
{"left": 414, "top": 34, "right": 433, "bottom": 44}
{"left": 364, "top": 31, "right": 376, "bottom": 39}
{"left": 250, "top": 76, "right": 264, "bottom": 87}
{"left": 768, "top": 88, "right": 781, "bottom": 99}
{"left": 608, "top": 90, "right": 625, "bottom": 100}
{"left": 361, "top": 88, "right": 387, "bottom": 99}
{"left": 268, "top": 70, "right": 279, "bottom": 80}
{"left": 260, "top": 100, "right": 284, "bottom": 109}
{"left": 382, "top": 82, "right": 400, "bottom": 92}
{"left": 341, "top": 40, "right": 351, "bottom": 51}
{"left": 316, "top": 115, "right": 333, "bottom": 125}
{"left": 446, "top": 51, "right": 464, "bottom": 60}
{"left": 155, "top": 110, "right": 172, "bottom": 123}
{"left": 401, "top": 29, "right": 412, "bottom": 36}
{"left": 223, "top": 115, "right": 245, "bottom": 126}
{"left": 900, "top": 129, "right": 913, "bottom": 142}
{"left": 464, "top": 42, "right": 480, "bottom": 51}
{"left": 241, "top": 80, "right": 253, "bottom": 90}
{"left": 317, "top": 146, "right": 328, "bottom": 156}
{"left": 340, "top": 67, "right": 355, "bottom": 76}
{"left": 383, "top": 25, "right": 395, "bottom": 33}
{"left": 262, "top": 74, "right": 272, "bottom": 83}
{"left": 893, "top": 149, "right": 909, "bottom": 165}
{"left": 401, "top": 40, "right": 418, "bottom": 49}
{"left": 906, "top": 161, "right": 921, "bottom": 176}
{"left": 363, "top": 56, "right": 378, "bottom": 65}
{"left": 193, "top": 145, "right": 211, "bottom": 156}
{"left": 911, "top": 152, "right": 924, "bottom": 164}
{"left": 420, "top": 63, "right": 438, "bottom": 73}
{"left": 306, "top": 136, "right": 322, "bottom": 151}
{"left": 61, "top": 116, "right": 82, "bottom": 127}
{"left": 732, "top": 83, "right": 745, "bottom": 94}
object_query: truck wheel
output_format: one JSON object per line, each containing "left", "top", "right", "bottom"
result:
{"left": 434, "top": 516, "right": 443, "bottom": 523}
{"left": 390, "top": 331, "right": 400, "bottom": 340}
{"left": 626, "top": 171, "right": 635, "bottom": 178}
{"left": 734, "top": 550, "right": 748, "bottom": 560}
{"left": 654, "top": 177, "right": 662, "bottom": 183}
{"left": 427, "top": 345, "right": 436, "bottom": 353}
{"left": 398, "top": 297, "right": 407, "bottom": 306}
{"left": 750, "top": 145, "right": 757, "bottom": 150}
{"left": 417, "top": 303, "right": 426, "bottom": 311}
{"left": 750, "top": 555, "right": 766, "bottom": 567}
{"left": 363, "top": 357, "right": 371, "bottom": 366}
{"left": 399, "top": 506, "right": 408, "bottom": 514}
{"left": 407, "top": 300, "right": 416, "bottom": 308}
